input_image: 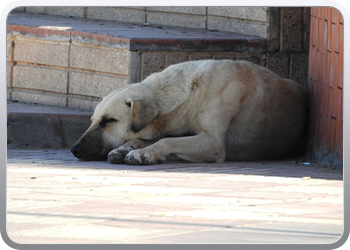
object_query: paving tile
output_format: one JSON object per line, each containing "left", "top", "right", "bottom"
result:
{"left": 6, "top": 148, "right": 343, "bottom": 244}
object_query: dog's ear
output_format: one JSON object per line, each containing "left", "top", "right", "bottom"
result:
{"left": 125, "top": 96, "right": 161, "bottom": 133}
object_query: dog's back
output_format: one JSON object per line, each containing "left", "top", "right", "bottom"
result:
{"left": 144, "top": 60, "right": 307, "bottom": 161}
{"left": 220, "top": 61, "right": 307, "bottom": 160}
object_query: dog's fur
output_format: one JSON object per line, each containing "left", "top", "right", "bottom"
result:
{"left": 71, "top": 60, "right": 307, "bottom": 165}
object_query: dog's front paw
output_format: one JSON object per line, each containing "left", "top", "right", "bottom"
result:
{"left": 125, "top": 149, "right": 165, "bottom": 165}
{"left": 108, "top": 143, "right": 137, "bottom": 164}
{"left": 108, "top": 149, "right": 125, "bottom": 164}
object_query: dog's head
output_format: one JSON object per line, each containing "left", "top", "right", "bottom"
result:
{"left": 71, "top": 84, "right": 160, "bottom": 161}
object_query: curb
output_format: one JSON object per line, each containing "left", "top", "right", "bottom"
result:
{"left": 7, "top": 101, "right": 92, "bottom": 149}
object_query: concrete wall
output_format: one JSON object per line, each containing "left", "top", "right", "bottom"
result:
{"left": 23, "top": 7, "right": 269, "bottom": 38}
{"left": 7, "top": 32, "right": 139, "bottom": 110}
{"left": 18, "top": 7, "right": 311, "bottom": 87}
{"left": 266, "top": 7, "right": 310, "bottom": 87}
{"left": 7, "top": 7, "right": 310, "bottom": 110}
{"left": 6, "top": 28, "right": 265, "bottom": 110}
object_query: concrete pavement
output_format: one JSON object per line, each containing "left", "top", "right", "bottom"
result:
{"left": 5, "top": 101, "right": 345, "bottom": 245}
{"left": 6, "top": 148, "right": 343, "bottom": 244}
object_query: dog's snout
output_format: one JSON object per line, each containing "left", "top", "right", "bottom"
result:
{"left": 71, "top": 144, "right": 83, "bottom": 158}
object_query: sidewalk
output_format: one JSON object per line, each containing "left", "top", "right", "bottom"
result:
{"left": 6, "top": 148, "right": 343, "bottom": 244}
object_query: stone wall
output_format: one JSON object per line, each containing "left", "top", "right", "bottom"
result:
{"left": 23, "top": 7, "right": 269, "bottom": 38}
{"left": 265, "top": 7, "right": 310, "bottom": 88}
{"left": 7, "top": 7, "right": 310, "bottom": 110}
{"left": 7, "top": 27, "right": 139, "bottom": 110}
{"left": 7, "top": 11, "right": 267, "bottom": 110}
{"left": 16, "top": 7, "right": 311, "bottom": 87}
{"left": 7, "top": 44, "right": 140, "bottom": 110}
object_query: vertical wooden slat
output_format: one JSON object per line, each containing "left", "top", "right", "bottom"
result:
{"left": 313, "top": 9, "right": 319, "bottom": 51}
{"left": 335, "top": 87, "right": 343, "bottom": 157}
{"left": 308, "top": 7, "right": 313, "bottom": 149}
{"left": 329, "top": 20, "right": 337, "bottom": 89}
{"left": 334, "top": 52, "right": 340, "bottom": 90}
{"left": 328, "top": 83, "right": 337, "bottom": 119}
{"left": 328, "top": 80, "right": 336, "bottom": 152}
{"left": 339, "top": 10, "right": 344, "bottom": 24}
{"left": 319, "top": 8, "right": 325, "bottom": 54}
{"left": 327, "top": 8, "right": 332, "bottom": 52}
{"left": 338, "top": 24, "right": 344, "bottom": 89}
{"left": 326, "top": 49, "right": 331, "bottom": 87}
{"left": 331, "top": 7, "right": 338, "bottom": 24}
{"left": 333, "top": 13, "right": 340, "bottom": 54}
{"left": 332, "top": 11, "right": 340, "bottom": 89}
{"left": 336, "top": 9, "right": 343, "bottom": 159}
{"left": 322, "top": 79, "right": 330, "bottom": 136}
{"left": 316, "top": 82, "right": 323, "bottom": 148}
{"left": 322, "top": 85, "right": 330, "bottom": 153}
{"left": 322, "top": 14, "right": 328, "bottom": 55}
{"left": 328, "top": 115, "right": 336, "bottom": 153}
{"left": 324, "top": 6, "right": 329, "bottom": 21}
{"left": 325, "top": 9, "right": 331, "bottom": 87}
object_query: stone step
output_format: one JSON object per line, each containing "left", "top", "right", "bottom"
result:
{"left": 7, "top": 101, "right": 92, "bottom": 149}
{"left": 7, "top": 12, "right": 267, "bottom": 111}
{"left": 6, "top": 12, "right": 266, "bottom": 149}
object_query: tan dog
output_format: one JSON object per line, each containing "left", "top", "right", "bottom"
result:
{"left": 71, "top": 60, "right": 307, "bottom": 165}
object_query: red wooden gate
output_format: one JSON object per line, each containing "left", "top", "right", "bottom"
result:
{"left": 308, "top": 7, "right": 343, "bottom": 162}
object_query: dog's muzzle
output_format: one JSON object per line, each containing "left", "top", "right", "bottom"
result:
{"left": 71, "top": 144, "right": 83, "bottom": 158}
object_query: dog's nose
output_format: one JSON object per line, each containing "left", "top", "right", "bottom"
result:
{"left": 71, "top": 144, "right": 83, "bottom": 158}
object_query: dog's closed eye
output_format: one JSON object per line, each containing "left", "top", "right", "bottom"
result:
{"left": 99, "top": 117, "right": 118, "bottom": 127}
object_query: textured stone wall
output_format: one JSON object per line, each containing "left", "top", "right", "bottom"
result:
{"left": 266, "top": 7, "right": 310, "bottom": 88}
{"left": 7, "top": 31, "right": 137, "bottom": 110}
{"left": 7, "top": 7, "right": 310, "bottom": 110}
{"left": 23, "top": 7, "right": 269, "bottom": 38}
{"left": 140, "top": 51, "right": 264, "bottom": 80}
{"left": 7, "top": 11, "right": 266, "bottom": 110}
{"left": 6, "top": 33, "right": 264, "bottom": 110}
{"left": 19, "top": 6, "right": 311, "bottom": 87}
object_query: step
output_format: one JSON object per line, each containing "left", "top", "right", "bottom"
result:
{"left": 7, "top": 101, "right": 92, "bottom": 149}
{"left": 6, "top": 12, "right": 266, "bottom": 150}
{"left": 7, "top": 12, "right": 267, "bottom": 110}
